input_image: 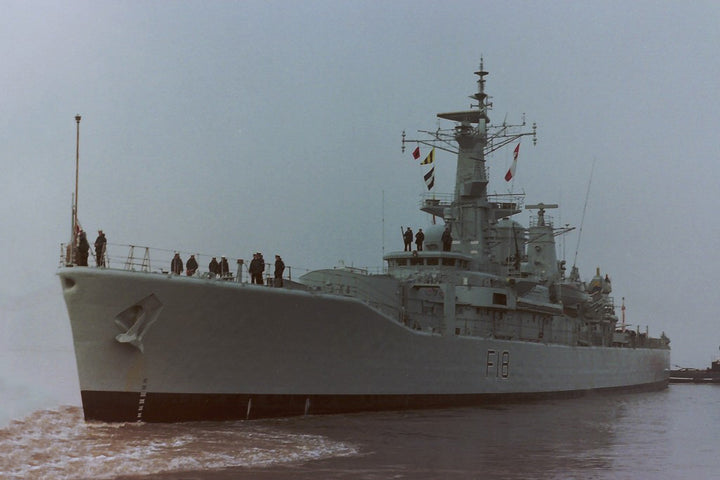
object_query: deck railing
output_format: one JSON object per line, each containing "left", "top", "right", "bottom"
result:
{"left": 59, "top": 242, "right": 388, "bottom": 284}
{"left": 59, "top": 242, "right": 296, "bottom": 284}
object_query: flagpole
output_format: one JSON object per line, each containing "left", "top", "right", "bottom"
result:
{"left": 71, "top": 114, "right": 81, "bottom": 264}
{"left": 74, "top": 114, "right": 81, "bottom": 228}
{"left": 381, "top": 189, "right": 385, "bottom": 269}
{"left": 69, "top": 193, "right": 75, "bottom": 265}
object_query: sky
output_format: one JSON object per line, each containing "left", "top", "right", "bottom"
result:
{"left": 1, "top": 0, "right": 720, "bottom": 407}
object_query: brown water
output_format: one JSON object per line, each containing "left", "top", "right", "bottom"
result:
{"left": 1, "top": 386, "right": 718, "bottom": 479}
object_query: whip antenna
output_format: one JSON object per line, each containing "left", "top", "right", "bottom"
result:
{"left": 572, "top": 157, "right": 596, "bottom": 269}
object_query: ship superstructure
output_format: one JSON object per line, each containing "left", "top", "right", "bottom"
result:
{"left": 58, "top": 63, "right": 670, "bottom": 422}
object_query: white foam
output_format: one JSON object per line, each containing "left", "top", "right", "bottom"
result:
{"left": 0, "top": 406, "right": 358, "bottom": 479}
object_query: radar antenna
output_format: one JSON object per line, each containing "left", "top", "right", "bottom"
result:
{"left": 526, "top": 203, "right": 558, "bottom": 227}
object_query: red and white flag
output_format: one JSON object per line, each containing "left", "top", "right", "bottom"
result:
{"left": 412, "top": 146, "right": 421, "bottom": 160}
{"left": 504, "top": 143, "right": 520, "bottom": 182}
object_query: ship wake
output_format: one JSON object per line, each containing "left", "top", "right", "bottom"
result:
{"left": 0, "top": 406, "right": 358, "bottom": 479}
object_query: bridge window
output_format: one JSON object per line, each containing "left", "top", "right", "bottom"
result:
{"left": 492, "top": 293, "right": 507, "bottom": 305}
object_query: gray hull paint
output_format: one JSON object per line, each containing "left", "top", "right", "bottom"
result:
{"left": 59, "top": 268, "right": 669, "bottom": 404}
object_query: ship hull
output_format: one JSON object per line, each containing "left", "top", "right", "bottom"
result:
{"left": 80, "top": 381, "right": 668, "bottom": 422}
{"left": 59, "top": 267, "right": 670, "bottom": 422}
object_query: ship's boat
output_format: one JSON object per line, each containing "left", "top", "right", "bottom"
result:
{"left": 58, "top": 62, "right": 670, "bottom": 422}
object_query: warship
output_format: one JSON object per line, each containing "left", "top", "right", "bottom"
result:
{"left": 58, "top": 63, "right": 670, "bottom": 422}
{"left": 669, "top": 352, "right": 720, "bottom": 383}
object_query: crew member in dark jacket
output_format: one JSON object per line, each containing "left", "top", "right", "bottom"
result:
{"left": 208, "top": 257, "right": 220, "bottom": 276}
{"left": 171, "top": 252, "right": 183, "bottom": 274}
{"left": 441, "top": 227, "right": 452, "bottom": 252}
{"left": 77, "top": 231, "right": 90, "bottom": 266}
{"left": 219, "top": 256, "right": 230, "bottom": 278}
{"left": 274, "top": 255, "right": 285, "bottom": 287}
{"left": 249, "top": 253, "right": 264, "bottom": 284}
{"left": 248, "top": 254, "right": 257, "bottom": 283}
{"left": 94, "top": 230, "right": 107, "bottom": 267}
{"left": 415, "top": 228, "right": 425, "bottom": 251}
{"left": 186, "top": 254, "right": 198, "bottom": 276}
{"left": 403, "top": 227, "right": 413, "bottom": 251}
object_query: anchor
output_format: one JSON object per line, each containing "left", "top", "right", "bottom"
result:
{"left": 114, "top": 293, "right": 163, "bottom": 353}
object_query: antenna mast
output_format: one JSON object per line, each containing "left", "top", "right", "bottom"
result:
{"left": 401, "top": 59, "right": 537, "bottom": 159}
{"left": 572, "top": 157, "right": 595, "bottom": 270}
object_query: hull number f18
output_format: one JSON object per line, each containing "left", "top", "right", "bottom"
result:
{"left": 486, "top": 349, "right": 510, "bottom": 378}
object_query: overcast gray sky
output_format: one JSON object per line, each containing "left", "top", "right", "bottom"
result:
{"left": 2, "top": 0, "right": 719, "bottom": 373}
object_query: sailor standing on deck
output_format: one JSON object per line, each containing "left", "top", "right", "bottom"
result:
{"left": 186, "top": 254, "right": 198, "bottom": 276}
{"left": 208, "top": 256, "right": 220, "bottom": 277}
{"left": 249, "top": 253, "right": 265, "bottom": 284}
{"left": 219, "top": 256, "right": 230, "bottom": 278}
{"left": 77, "top": 231, "right": 90, "bottom": 266}
{"left": 403, "top": 227, "right": 413, "bottom": 251}
{"left": 257, "top": 253, "right": 266, "bottom": 284}
{"left": 171, "top": 252, "right": 183, "bottom": 274}
{"left": 441, "top": 227, "right": 452, "bottom": 252}
{"left": 249, "top": 253, "right": 258, "bottom": 284}
{"left": 253, "top": 253, "right": 261, "bottom": 284}
{"left": 94, "top": 230, "right": 106, "bottom": 267}
{"left": 415, "top": 228, "right": 425, "bottom": 252}
{"left": 274, "top": 255, "right": 285, "bottom": 287}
